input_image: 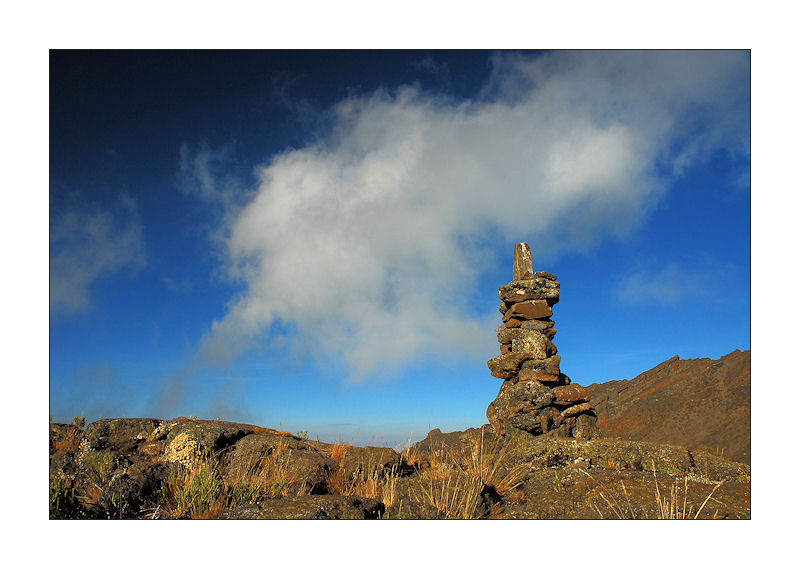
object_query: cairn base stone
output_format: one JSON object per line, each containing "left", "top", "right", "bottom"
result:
{"left": 572, "top": 413, "right": 600, "bottom": 439}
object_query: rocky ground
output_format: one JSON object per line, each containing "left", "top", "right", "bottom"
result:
{"left": 50, "top": 416, "right": 750, "bottom": 519}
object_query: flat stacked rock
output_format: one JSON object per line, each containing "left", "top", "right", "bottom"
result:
{"left": 487, "top": 243, "right": 598, "bottom": 439}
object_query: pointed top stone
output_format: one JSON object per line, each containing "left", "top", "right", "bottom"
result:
{"left": 513, "top": 242, "right": 533, "bottom": 281}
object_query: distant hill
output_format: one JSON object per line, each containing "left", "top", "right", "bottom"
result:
{"left": 586, "top": 350, "right": 750, "bottom": 464}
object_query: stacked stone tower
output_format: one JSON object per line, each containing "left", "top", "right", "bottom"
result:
{"left": 486, "top": 243, "right": 598, "bottom": 439}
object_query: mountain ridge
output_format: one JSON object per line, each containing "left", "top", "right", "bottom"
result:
{"left": 585, "top": 349, "right": 750, "bottom": 463}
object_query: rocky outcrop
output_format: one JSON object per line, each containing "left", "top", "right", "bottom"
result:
{"left": 49, "top": 416, "right": 750, "bottom": 519}
{"left": 487, "top": 243, "right": 598, "bottom": 439}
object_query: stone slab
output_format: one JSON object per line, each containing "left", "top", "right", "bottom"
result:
{"left": 502, "top": 300, "right": 553, "bottom": 322}
{"left": 513, "top": 242, "right": 534, "bottom": 281}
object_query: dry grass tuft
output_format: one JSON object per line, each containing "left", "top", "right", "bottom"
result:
{"left": 161, "top": 454, "right": 225, "bottom": 519}
{"left": 469, "top": 427, "right": 529, "bottom": 496}
{"left": 590, "top": 460, "right": 726, "bottom": 520}
{"left": 651, "top": 460, "right": 724, "bottom": 519}
{"left": 222, "top": 443, "right": 314, "bottom": 504}
{"left": 412, "top": 469, "right": 484, "bottom": 518}
{"left": 326, "top": 442, "right": 400, "bottom": 505}
{"left": 405, "top": 427, "right": 531, "bottom": 519}
{"left": 327, "top": 442, "right": 354, "bottom": 465}
{"left": 52, "top": 426, "right": 82, "bottom": 452}
{"left": 399, "top": 436, "right": 425, "bottom": 469}
{"left": 159, "top": 441, "right": 319, "bottom": 518}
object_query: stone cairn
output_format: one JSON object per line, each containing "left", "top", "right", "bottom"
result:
{"left": 486, "top": 242, "right": 598, "bottom": 439}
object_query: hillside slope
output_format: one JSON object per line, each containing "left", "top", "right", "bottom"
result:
{"left": 586, "top": 350, "right": 750, "bottom": 463}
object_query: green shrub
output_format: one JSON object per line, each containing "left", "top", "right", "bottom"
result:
{"left": 164, "top": 461, "right": 223, "bottom": 519}
{"left": 49, "top": 478, "right": 80, "bottom": 519}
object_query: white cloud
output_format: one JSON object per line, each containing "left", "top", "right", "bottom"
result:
{"left": 190, "top": 51, "right": 749, "bottom": 378}
{"left": 178, "top": 142, "right": 246, "bottom": 208}
{"left": 617, "top": 263, "right": 700, "bottom": 304}
{"left": 50, "top": 194, "right": 146, "bottom": 313}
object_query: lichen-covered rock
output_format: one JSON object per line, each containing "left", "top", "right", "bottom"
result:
{"left": 498, "top": 278, "right": 560, "bottom": 305}
{"left": 497, "top": 322, "right": 554, "bottom": 345}
{"left": 520, "top": 319, "right": 556, "bottom": 332}
{"left": 486, "top": 403, "right": 504, "bottom": 436}
{"left": 489, "top": 380, "right": 558, "bottom": 435}
{"left": 519, "top": 356, "right": 563, "bottom": 377}
{"left": 511, "top": 331, "right": 556, "bottom": 359}
{"left": 572, "top": 413, "right": 600, "bottom": 439}
{"left": 81, "top": 418, "right": 162, "bottom": 454}
{"left": 163, "top": 419, "right": 255, "bottom": 465}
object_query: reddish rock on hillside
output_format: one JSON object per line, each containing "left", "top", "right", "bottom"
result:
{"left": 586, "top": 350, "right": 751, "bottom": 463}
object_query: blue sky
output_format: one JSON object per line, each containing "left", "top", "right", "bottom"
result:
{"left": 49, "top": 50, "right": 750, "bottom": 446}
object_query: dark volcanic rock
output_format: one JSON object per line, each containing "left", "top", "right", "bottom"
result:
{"left": 81, "top": 418, "right": 162, "bottom": 454}
{"left": 230, "top": 433, "right": 337, "bottom": 494}
{"left": 219, "top": 495, "right": 385, "bottom": 519}
{"left": 410, "top": 427, "right": 497, "bottom": 458}
{"left": 50, "top": 449, "right": 78, "bottom": 480}
{"left": 103, "top": 462, "right": 179, "bottom": 517}
{"left": 49, "top": 414, "right": 750, "bottom": 520}
{"left": 340, "top": 446, "right": 403, "bottom": 481}
{"left": 489, "top": 380, "right": 558, "bottom": 435}
{"left": 586, "top": 350, "right": 751, "bottom": 463}
{"left": 384, "top": 499, "right": 445, "bottom": 520}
